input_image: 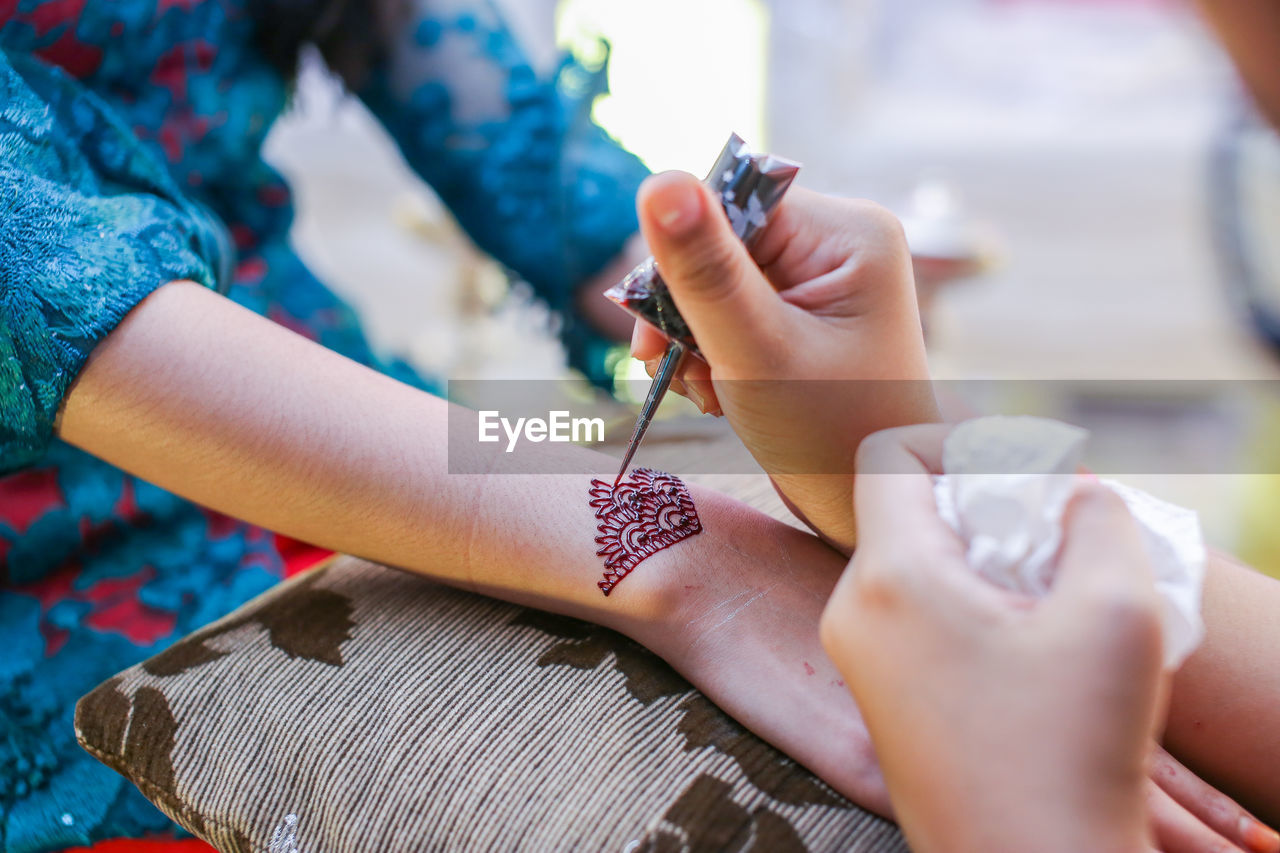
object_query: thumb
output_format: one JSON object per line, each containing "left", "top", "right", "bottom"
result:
{"left": 637, "top": 171, "right": 782, "bottom": 369}
{"left": 1052, "top": 483, "right": 1161, "bottom": 639}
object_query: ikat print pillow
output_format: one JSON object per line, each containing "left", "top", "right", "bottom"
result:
{"left": 75, "top": 556, "right": 907, "bottom": 853}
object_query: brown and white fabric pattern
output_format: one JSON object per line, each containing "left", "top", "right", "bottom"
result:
{"left": 76, "top": 556, "right": 906, "bottom": 853}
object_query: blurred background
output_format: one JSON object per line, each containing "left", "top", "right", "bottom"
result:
{"left": 262, "top": 0, "right": 1280, "bottom": 573}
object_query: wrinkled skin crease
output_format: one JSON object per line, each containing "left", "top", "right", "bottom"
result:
{"left": 589, "top": 467, "right": 702, "bottom": 595}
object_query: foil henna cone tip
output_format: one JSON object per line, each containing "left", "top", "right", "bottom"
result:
{"left": 589, "top": 467, "right": 703, "bottom": 596}
{"left": 603, "top": 132, "right": 801, "bottom": 360}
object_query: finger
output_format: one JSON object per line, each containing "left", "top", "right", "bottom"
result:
{"left": 685, "top": 374, "right": 721, "bottom": 415}
{"left": 1151, "top": 747, "right": 1280, "bottom": 853}
{"left": 1052, "top": 483, "right": 1157, "bottom": 611}
{"left": 1147, "top": 780, "right": 1251, "bottom": 853}
{"left": 630, "top": 321, "right": 668, "bottom": 361}
{"left": 678, "top": 359, "right": 718, "bottom": 413}
{"left": 843, "top": 425, "right": 1002, "bottom": 621}
{"left": 637, "top": 171, "right": 783, "bottom": 369}
{"left": 634, "top": 318, "right": 720, "bottom": 412}
{"left": 639, "top": 361, "right": 715, "bottom": 414}
{"left": 852, "top": 425, "right": 956, "bottom": 554}
{"left": 854, "top": 423, "right": 949, "bottom": 477}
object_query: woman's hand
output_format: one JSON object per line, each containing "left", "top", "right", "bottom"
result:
{"left": 631, "top": 172, "right": 939, "bottom": 553}
{"left": 819, "top": 424, "right": 1184, "bottom": 853}
{"left": 637, "top": 475, "right": 1271, "bottom": 853}
{"left": 821, "top": 424, "right": 1162, "bottom": 852}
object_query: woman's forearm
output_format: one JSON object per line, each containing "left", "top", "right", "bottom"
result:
{"left": 1165, "top": 550, "right": 1280, "bottom": 825}
{"left": 57, "top": 281, "right": 769, "bottom": 642}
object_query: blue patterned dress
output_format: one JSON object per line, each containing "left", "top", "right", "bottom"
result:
{"left": 0, "top": 2, "right": 649, "bottom": 849}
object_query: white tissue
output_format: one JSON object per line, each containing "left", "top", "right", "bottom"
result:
{"left": 933, "top": 416, "right": 1206, "bottom": 669}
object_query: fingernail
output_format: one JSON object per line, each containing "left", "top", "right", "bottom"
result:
{"left": 1241, "top": 817, "right": 1280, "bottom": 853}
{"left": 685, "top": 384, "right": 708, "bottom": 413}
{"left": 650, "top": 179, "right": 702, "bottom": 236}
{"left": 630, "top": 322, "right": 643, "bottom": 355}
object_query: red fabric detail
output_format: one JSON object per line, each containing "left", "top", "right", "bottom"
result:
{"left": 202, "top": 510, "right": 240, "bottom": 540}
{"left": 34, "top": 29, "right": 101, "bottom": 77}
{"left": 149, "top": 42, "right": 209, "bottom": 100}
{"left": 201, "top": 509, "right": 330, "bottom": 576}
{"left": 229, "top": 224, "right": 256, "bottom": 250}
{"left": 275, "top": 534, "right": 333, "bottom": 578}
{"left": 112, "top": 480, "right": 148, "bottom": 526}
{"left": 266, "top": 307, "right": 318, "bottom": 341}
{"left": 60, "top": 838, "right": 216, "bottom": 852}
{"left": 26, "top": 0, "right": 87, "bottom": 31}
{"left": 81, "top": 574, "right": 177, "bottom": 645}
{"left": 156, "top": 112, "right": 212, "bottom": 162}
{"left": 0, "top": 469, "right": 66, "bottom": 534}
{"left": 256, "top": 184, "right": 290, "bottom": 207}
{"left": 18, "top": 565, "right": 177, "bottom": 654}
{"left": 153, "top": 0, "right": 207, "bottom": 14}
{"left": 43, "top": 625, "right": 70, "bottom": 658}
{"left": 234, "top": 257, "right": 267, "bottom": 283}
{"left": 21, "top": 0, "right": 104, "bottom": 78}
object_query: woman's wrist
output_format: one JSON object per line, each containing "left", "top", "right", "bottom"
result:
{"left": 622, "top": 484, "right": 843, "bottom": 660}
{"left": 602, "top": 484, "right": 756, "bottom": 648}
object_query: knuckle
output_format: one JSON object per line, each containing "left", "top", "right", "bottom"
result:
{"left": 850, "top": 550, "right": 909, "bottom": 610}
{"left": 851, "top": 199, "right": 910, "bottom": 251}
{"left": 1066, "top": 485, "right": 1146, "bottom": 554}
{"left": 668, "top": 232, "right": 746, "bottom": 303}
{"left": 818, "top": 603, "right": 847, "bottom": 652}
{"left": 1148, "top": 749, "right": 1180, "bottom": 785}
{"left": 1074, "top": 482, "right": 1128, "bottom": 515}
{"left": 1091, "top": 590, "right": 1163, "bottom": 660}
{"left": 854, "top": 429, "right": 900, "bottom": 473}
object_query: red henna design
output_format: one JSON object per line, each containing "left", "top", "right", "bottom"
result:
{"left": 589, "top": 467, "right": 703, "bottom": 596}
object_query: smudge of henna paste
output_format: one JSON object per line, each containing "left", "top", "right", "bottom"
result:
{"left": 589, "top": 467, "right": 703, "bottom": 596}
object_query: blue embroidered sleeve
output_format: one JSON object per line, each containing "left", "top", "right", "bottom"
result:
{"left": 357, "top": 0, "right": 650, "bottom": 383}
{"left": 0, "top": 52, "right": 230, "bottom": 473}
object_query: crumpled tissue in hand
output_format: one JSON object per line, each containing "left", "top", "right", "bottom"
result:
{"left": 932, "top": 416, "right": 1206, "bottom": 669}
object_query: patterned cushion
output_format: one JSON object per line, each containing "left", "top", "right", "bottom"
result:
{"left": 74, "top": 557, "right": 906, "bottom": 852}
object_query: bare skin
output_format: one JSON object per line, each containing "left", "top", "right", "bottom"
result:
{"left": 1165, "top": 550, "right": 1280, "bottom": 828}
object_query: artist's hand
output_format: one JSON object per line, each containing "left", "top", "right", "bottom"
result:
{"left": 639, "top": 487, "right": 1266, "bottom": 853}
{"left": 817, "top": 424, "right": 1274, "bottom": 853}
{"left": 632, "top": 172, "right": 939, "bottom": 553}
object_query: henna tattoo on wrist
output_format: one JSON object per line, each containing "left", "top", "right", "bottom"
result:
{"left": 589, "top": 467, "right": 703, "bottom": 596}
